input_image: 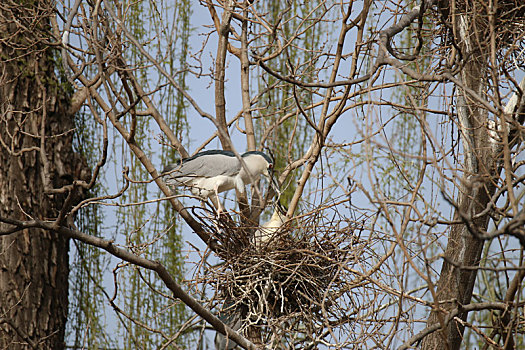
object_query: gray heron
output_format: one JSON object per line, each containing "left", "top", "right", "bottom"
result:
{"left": 162, "top": 150, "right": 279, "bottom": 213}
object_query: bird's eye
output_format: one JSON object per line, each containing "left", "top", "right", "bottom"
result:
{"left": 269, "top": 163, "right": 273, "bottom": 169}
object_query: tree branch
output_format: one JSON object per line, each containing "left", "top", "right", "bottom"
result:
{"left": 398, "top": 302, "right": 509, "bottom": 350}
{"left": 0, "top": 216, "right": 257, "bottom": 350}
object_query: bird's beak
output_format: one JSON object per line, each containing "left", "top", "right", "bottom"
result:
{"left": 267, "top": 169, "right": 281, "bottom": 196}
{"left": 275, "top": 200, "right": 287, "bottom": 216}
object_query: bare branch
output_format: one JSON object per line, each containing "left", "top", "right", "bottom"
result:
{"left": 0, "top": 216, "right": 257, "bottom": 350}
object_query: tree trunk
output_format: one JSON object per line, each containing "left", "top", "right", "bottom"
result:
{"left": 422, "top": 5, "right": 504, "bottom": 349}
{"left": 0, "top": 1, "right": 84, "bottom": 348}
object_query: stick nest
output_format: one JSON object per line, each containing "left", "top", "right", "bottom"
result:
{"left": 436, "top": 0, "right": 525, "bottom": 67}
{"left": 194, "top": 207, "right": 369, "bottom": 344}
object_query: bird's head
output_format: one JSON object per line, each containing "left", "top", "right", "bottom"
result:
{"left": 242, "top": 151, "right": 281, "bottom": 195}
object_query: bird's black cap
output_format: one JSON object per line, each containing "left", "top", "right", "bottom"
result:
{"left": 242, "top": 151, "right": 273, "bottom": 165}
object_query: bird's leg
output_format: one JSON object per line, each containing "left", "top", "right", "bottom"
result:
{"left": 196, "top": 188, "right": 216, "bottom": 219}
{"left": 211, "top": 186, "right": 224, "bottom": 217}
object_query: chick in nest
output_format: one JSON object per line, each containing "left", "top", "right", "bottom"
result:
{"left": 253, "top": 201, "right": 287, "bottom": 248}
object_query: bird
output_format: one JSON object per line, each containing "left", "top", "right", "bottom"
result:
{"left": 214, "top": 298, "right": 243, "bottom": 350}
{"left": 162, "top": 150, "right": 279, "bottom": 213}
{"left": 253, "top": 201, "right": 287, "bottom": 246}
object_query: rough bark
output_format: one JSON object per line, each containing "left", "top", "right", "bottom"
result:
{"left": 422, "top": 6, "right": 510, "bottom": 349}
{"left": 0, "top": 1, "right": 84, "bottom": 348}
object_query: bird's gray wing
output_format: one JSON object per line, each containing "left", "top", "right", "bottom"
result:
{"left": 214, "top": 298, "right": 243, "bottom": 350}
{"left": 163, "top": 153, "right": 241, "bottom": 186}
{"left": 181, "top": 153, "right": 241, "bottom": 177}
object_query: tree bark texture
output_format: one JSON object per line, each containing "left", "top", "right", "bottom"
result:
{"left": 0, "top": 1, "right": 84, "bottom": 348}
{"left": 422, "top": 6, "right": 504, "bottom": 350}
